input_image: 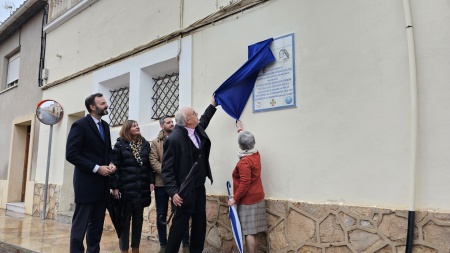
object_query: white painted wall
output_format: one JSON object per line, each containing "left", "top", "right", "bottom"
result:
{"left": 92, "top": 37, "right": 192, "bottom": 143}
{"left": 40, "top": 0, "right": 450, "bottom": 212}
{"left": 410, "top": 0, "right": 450, "bottom": 211}
{"left": 182, "top": 0, "right": 239, "bottom": 27}
{"left": 37, "top": 37, "right": 193, "bottom": 192}
{"left": 36, "top": 75, "right": 93, "bottom": 184}
{"left": 191, "top": 0, "right": 446, "bottom": 211}
{"left": 44, "top": 0, "right": 181, "bottom": 83}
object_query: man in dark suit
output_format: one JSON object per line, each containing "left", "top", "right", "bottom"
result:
{"left": 66, "top": 93, "right": 116, "bottom": 253}
{"left": 161, "top": 96, "right": 217, "bottom": 253}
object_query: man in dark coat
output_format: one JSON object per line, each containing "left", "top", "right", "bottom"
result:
{"left": 66, "top": 93, "right": 116, "bottom": 253}
{"left": 161, "top": 96, "right": 217, "bottom": 253}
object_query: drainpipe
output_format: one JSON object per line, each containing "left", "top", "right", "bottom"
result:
{"left": 176, "top": 0, "right": 184, "bottom": 64}
{"left": 38, "top": 3, "right": 49, "bottom": 87}
{"left": 402, "top": 0, "right": 418, "bottom": 252}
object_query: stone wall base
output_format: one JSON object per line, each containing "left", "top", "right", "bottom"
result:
{"left": 33, "top": 185, "right": 450, "bottom": 252}
{"left": 32, "top": 183, "right": 59, "bottom": 219}
{"left": 201, "top": 196, "right": 450, "bottom": 253}
{"left": 120, "top": 194, "right": 450, "bottom": 252}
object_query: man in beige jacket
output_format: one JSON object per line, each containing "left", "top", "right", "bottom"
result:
{"left": 150, "top": 116, "right": 189, "bottom": 253}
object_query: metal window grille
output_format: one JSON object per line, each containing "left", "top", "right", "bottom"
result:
{"left": 109, "top": 87, "right": 129, "bottom": 126}
{"left": 151, "top": 73, "right": 179, "bottom": 119}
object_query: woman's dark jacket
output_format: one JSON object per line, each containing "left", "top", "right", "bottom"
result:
{"left": 110, "top": 137, "right": 154, "bottom": 207}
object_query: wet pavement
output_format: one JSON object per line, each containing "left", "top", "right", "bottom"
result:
{"left": 0, "top": 209, "right": 162, "bottom": 253}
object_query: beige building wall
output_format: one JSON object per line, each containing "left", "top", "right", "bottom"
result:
{"left": 193, "top": 0, "right": 413, "bottom": 209}
{"left": 35, "top": 75, "right": 92, "bottom": 213}
{"left": 0, "top": 33, "right": 20, "bottom": 181}
{"left": 37, "top": 0, "right": 450, "bottom": 250}
{"left": 192, "top": 0, "right": 450, "bottom": 212}
{"left": 40, "top": 0, "right": 450, "bottom": 213}
{"left": 0, "top": 11, "right": 45, "bottom": 211}
{"left": 44, "top": 0, "right": 181, "bottom": 83}
{"left": 411, "top": 0, "right": 450, "bottom": 211}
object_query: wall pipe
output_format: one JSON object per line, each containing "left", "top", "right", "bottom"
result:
{"left": 176, "top": 0, "right": 184, "bottom": 65}
{"left": 402, "top": 0, "right": 418, "bottom": 252}
{"left": 38, "top": 3, "right": 48, "bottom": 87}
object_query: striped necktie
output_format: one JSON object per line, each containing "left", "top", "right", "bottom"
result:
{"left": 194, "top": 132, "right": 201, "bottom": 148}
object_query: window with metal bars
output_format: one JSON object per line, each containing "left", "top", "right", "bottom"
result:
{"left": 109, "top": 87, "right": 129, "bottom": 126}
{"left": 151, "top": 73, "right": 179, "bottom": 119}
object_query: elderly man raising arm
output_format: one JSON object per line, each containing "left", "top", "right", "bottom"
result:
{"left": 161, "top": 96, "right": 217, "bottom": 253}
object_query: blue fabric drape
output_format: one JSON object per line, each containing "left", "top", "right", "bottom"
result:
{"left": 214, "top": 38, "right": 275, "bottom": 120}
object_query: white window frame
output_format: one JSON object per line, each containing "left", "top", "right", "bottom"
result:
{"left": 92, "top": 36, "right": 192, "bottom": 140}
{"left": 6, "top": 52, "right": 20, "bottom": 88}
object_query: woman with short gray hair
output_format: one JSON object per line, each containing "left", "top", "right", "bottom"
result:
{"left": 238, "top": 131, "right": 255, "bottom": 150}
{"left": 228, "top": 121, "right": 267, "bottom": 253}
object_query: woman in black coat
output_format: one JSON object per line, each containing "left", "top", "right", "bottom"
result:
{"left": 110, "top": 120, "right": 155, "bottom": 253}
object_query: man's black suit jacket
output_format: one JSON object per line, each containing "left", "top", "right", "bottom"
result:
{"left": 161, "top": 105, "right": 216, "bottom": 213}
{"left": 66, "top": 115, "right": 113, "bottom": 204}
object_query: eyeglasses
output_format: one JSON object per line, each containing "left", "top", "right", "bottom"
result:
{"left": 187, "top": 111, "right": 198, "bottom": 119}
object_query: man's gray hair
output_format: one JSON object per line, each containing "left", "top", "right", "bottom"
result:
{"left": 238, "top": 131, "right": 255, "bottom": 150}
{"left": 175, "top": 108, "right": 188, "bottom": 126}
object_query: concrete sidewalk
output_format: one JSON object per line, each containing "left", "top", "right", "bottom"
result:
{"left": 0, "top": 209, "right": 162, "bottom": 252}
